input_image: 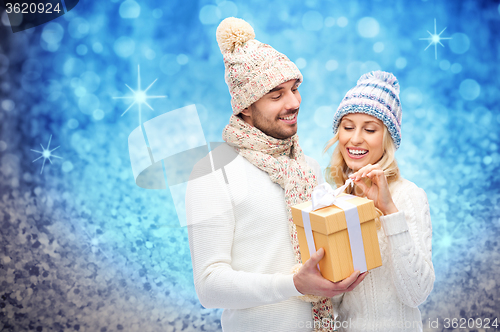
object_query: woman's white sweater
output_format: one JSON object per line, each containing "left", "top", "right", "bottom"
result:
{"left": 333, "top": 177, "right": 435, "bottom": 332}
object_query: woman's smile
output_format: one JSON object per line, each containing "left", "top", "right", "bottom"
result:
{"left": 346, "top": 147, "right": 369, "bottom": 159}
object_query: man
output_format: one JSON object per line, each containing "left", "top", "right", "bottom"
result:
{"left": 186, "top": 17, "right": 366, "bottom": 332}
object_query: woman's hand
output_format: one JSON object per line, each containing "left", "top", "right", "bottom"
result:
{"left": 349, "top": 164, "right": 399, "bottom": 215}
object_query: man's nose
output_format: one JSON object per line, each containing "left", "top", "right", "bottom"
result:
{"left": 285, "top": 91, "right": 300, "bottom": 110}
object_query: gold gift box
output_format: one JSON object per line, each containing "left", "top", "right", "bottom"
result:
{"left": 291, "top": 194, "right": 382, "bottom": 282}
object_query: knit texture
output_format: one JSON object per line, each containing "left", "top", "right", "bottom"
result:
{"left": 186, "top": 144, "right": 325, "bottom": 331}
{"left": 332, "top": 71, "right": 403, "bottom": 149}
{"left": 222, "top": 115, "right": 335, "bottom": 331}
{"left": 216, "top": 17, "right": 303, "bottom": 115}
{"left": 333, "top": 178, "right": 435, "bottom": 332}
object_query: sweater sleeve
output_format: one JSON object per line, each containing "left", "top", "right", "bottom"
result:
{"left": 186, "top": 160, "right": 302, "bottom": 310}
{"left": 380, "top": 185, "right": 435, "bottom": 308}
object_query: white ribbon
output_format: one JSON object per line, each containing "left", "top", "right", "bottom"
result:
{"left": 300, "top": 179, "right": 368, "bottom": 273}
{"left": 311, "top": 179, "right": 354, "bottom": 211}
{"left": 300, "top": 205, "right": 318, "bottom": 270}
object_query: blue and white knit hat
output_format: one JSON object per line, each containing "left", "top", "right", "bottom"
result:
{"left": 332, "top": 71, "right": 402, "bottom": 149}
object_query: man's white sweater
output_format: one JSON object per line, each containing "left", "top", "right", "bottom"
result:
{"left": 186, "top": 145, "right": 321, "bottom": 331}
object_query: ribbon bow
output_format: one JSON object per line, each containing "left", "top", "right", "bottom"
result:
{"left": 311, "top": 179, "right": 354, "bottom": 210}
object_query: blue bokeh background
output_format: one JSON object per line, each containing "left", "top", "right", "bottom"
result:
{"left": 1, "top": 0, "right": 499, "bottom": 331}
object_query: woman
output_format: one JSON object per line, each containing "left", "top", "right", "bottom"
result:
{"left": 324, "top": 71, "right": 435, "bottom": 331}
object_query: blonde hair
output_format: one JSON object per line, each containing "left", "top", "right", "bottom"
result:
{"left": 323, "top": 125, "right": 400, "bottom": 229}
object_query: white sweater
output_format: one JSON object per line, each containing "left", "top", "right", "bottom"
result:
{"left": 186, "top": 145, "right": 323, "bottom": 332}
{"left": 333, "top": 178, "right": 435, "bottom": 332}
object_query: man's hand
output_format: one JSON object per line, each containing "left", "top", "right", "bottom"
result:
{"left": 293, "top": 248, "right": 368, "bottom": 297}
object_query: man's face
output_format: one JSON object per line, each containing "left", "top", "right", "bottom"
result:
{"left": 240, "top": 79, "right": 301, "bottom": 139}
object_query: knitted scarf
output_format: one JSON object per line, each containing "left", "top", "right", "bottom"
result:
{"left": 222, "top": 115, "right": 335, "bottom": 331}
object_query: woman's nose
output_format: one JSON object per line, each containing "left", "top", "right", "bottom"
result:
{"left": 350, "top": 128, "right": 364, "bottom": 144}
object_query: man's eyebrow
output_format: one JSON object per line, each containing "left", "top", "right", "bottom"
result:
{"left": 266, "top": 79, "right": 301, "bottom": 94}
{"left": 267, "top": 86, "right": 283, "bottom": 94}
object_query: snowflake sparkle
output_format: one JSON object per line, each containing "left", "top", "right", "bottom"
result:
{"left": 113, "top": 64, "right": 166, "bottom": 126}
{"left": 432, "top": 224, "right": 467, "bottom": 267}
{"left": 419, "top": 18, "right": 452, "bottom": 60}
{"left": 31, "top": 134, "right": 62, "bottom": 174}
{"left": 82, "top": 226, "right": 109, "bottom": 259}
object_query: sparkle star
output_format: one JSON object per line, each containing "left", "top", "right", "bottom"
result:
{"left": 433, "top": 225, "right": 467, "bottom": 265}
{"left": 31, "top": 135, "right": 62, "bottom": 174}
{"left": 419, "top": 18, "right": 452, "bottom": 60}
{"left": 82, "top": 226, "right": 108, "bottom": 259}
{"left": 113, "top": 64, "right": 166, "bottom": 126}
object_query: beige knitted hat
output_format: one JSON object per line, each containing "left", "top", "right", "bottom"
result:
{"left": 216, "top": 17, "right": 303, "bottom": 115}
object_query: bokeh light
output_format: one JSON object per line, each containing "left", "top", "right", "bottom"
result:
{"left": 459, "top": 79, "right": 481, "bottom": 101}
{"left": 325, "top": 59, "right": 338, "bottom": 71}
{"left": 324, "top": 16, "right": 335, "bottom": 27}
{"left": 439, "top": 59, "right": 450, "bottom": 70}
{"left": 373, "top": 41, "right": 384, "bottom": 53}
{"left": 357, "top": 17, "right": 379, "bottom": 38}
{"left": 302, "top": 11, "right": 323, "bottom": 31}
{"left": 119, "top": 0, "right": 141, "bottom": 19}
{"left": 449, "top": 33, "right": 470, "bottom": 54}
{"left": 395, "top": 57, "right": 407, "bottom": 69}
{"left": 113, "top": 36, "right": 136, "bottom": 58}
{"left": 199, "top": 5, "right": 221, "bottom": 25}
{"left": 337, "top": 16, "right": 348, "bottom": 27}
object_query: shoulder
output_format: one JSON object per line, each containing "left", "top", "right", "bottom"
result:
{"left": 187, "top": 143, "right": 270, "bottom": 203}
{"left": 188, "top": 143, "right": 240, "bottom": 181}
{"left": 389, "top": 177, "right": 423, "bottom": 194}
{"left": 187, "top": 143, "right": 242, "bottom": 196}
{"left": 389, "top": 177, "right": 428, "bottom": 208}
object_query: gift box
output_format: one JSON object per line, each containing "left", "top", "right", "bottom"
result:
{"left": 291, "top": 184, "right": 382, "bottom": 282}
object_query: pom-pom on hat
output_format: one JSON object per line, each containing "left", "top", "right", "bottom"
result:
{"left": 216, "top": 17, "right": 303, "bottom": 115}
{"left": 332, "top": 71, "right": 403, "bottom": 149}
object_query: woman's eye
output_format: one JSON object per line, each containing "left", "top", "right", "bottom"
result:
{"left": 343, "top": 126, "right": 354, "bottom": 130}
{"left": 365, "top": 129, "right": 376, "bottom": 133}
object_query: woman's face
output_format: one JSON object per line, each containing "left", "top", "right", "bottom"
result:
{"left": 338, "top": 113, "right": 385, "bottom": 172}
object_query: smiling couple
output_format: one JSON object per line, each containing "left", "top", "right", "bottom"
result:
{"left": 186, "top": 17, "right": 434, "bottom": 332}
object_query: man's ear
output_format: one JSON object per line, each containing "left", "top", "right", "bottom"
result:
{"left": 238, "top": 107, "right": 254, "bottom": 126}
{"left": 240, "top": 107, "right": 251, "bottom": 117}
